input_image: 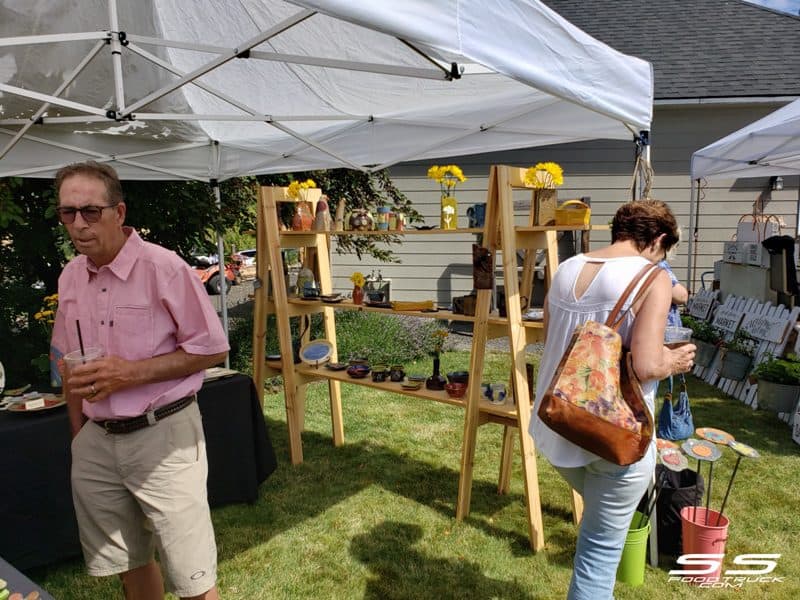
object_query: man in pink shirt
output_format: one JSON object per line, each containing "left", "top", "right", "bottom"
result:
{"left": 51, "top": 161, "right": 228, "bottom": 600}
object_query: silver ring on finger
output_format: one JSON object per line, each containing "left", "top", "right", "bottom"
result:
{"left": 91, "top": 383, "right": 97, "bottom": 396}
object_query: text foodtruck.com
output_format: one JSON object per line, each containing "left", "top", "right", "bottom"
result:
{"left": 668, "top": 554, "right": 784, "bottom": 588}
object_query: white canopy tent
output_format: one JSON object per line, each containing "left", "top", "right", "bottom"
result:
{"left": 0, "top": 0, "right": 652, "bottom": 181}
{"left": 687, "top": 98, "right": 800, "bottom": 286}
{"left": 0, "top": 0, "right": 653, "bottom": 353}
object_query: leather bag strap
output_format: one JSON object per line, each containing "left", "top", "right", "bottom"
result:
{"left": 605, "top": 263, "right": 661, "bottom": 330}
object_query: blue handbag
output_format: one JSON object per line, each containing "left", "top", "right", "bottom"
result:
{"left": 657, "top": 374, "right": 695, "bottom": 441}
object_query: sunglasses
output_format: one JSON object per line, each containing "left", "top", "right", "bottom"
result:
{"left": 56, "top": 204, "right": 117, "bottom": 225}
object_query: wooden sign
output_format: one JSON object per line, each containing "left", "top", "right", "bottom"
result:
{"left": 740, "top": 313, "right": 791, "bottom": 344}
{"left": 712, "top": 306, "right": 744, "bottom": 333}
{"left": 688, "top": 291, "right": 715, "bottom": 320}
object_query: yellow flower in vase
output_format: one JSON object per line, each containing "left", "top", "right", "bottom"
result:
{"left": 524, "top": 162, "right": 564, "bottom": 189}
{"left": 33, "top": 293, "right": 61, "bottom": 387}
{"left": 428, "top": 165, "right": 467, "bottom": 229}
{"left": 350, "top": 271, "right": 365, "bottom": 288}
{"left": 523, "top": 162, "right": 564, "bottom": 226}
{"left": 349, "top": 271, "right": 366, "bottom": 305}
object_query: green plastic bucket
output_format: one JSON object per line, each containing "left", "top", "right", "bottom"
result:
{"left": 616, "top": 511, "right": 650, "bottom": 586}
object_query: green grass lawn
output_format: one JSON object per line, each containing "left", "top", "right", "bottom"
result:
{"left": 30, "top": 351, "right": 800, "bottom": 599}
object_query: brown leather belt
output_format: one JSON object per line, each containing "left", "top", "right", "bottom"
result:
{"left": 93, "top": 394, "right": 196, "bottom": 434}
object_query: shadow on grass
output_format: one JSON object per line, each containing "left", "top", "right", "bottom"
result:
{"left": 215, "top": 416, "right": 576, "bottom": 567}
{"left": 350, "top": 521, "right": 536, "bottom": 600}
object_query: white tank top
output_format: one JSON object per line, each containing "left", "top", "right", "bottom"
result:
{"left": 529, "top": 254, "right": 658, "bottom": 467}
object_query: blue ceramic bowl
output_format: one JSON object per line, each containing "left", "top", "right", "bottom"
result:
{"left": 346, "top": 364, "right": 371, "bottom": 379}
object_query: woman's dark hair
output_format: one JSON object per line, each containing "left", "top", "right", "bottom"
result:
{"left": 611, "top": 200, "right": 679, "bottom": 252}
{"left": 54, "top": 160, "right": 124, "bottom": 206}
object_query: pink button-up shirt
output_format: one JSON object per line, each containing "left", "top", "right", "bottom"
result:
{"left": 51, "top": 228, "right": 229, "bottom": 420}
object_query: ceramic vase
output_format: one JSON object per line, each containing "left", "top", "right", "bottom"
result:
{"left": 426, "top": 353, "right": 447, "bottom": 390}
{"left": 292, "top": 201, "right": 313, "bottom": 231}
{"left": 352, "top": 285, "right": 364, "bottom": 305}
{"left": 440, "top": 196, "right": 457, "bottom": 230}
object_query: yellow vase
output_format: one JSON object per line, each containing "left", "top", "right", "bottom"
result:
{"left": 440, "top": 196, "right": 457, "bottom": 230}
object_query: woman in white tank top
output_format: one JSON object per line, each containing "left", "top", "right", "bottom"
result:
{"left": 529, "top": 200, "right": 696, "bottom": 599}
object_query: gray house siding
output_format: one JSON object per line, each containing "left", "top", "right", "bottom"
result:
{"left": 330, "top": 103, "right": 798, "bottom": 303}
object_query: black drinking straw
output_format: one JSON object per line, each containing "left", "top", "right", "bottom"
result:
{"left": 76, "top": 319, "right": 85, "bottom": 359}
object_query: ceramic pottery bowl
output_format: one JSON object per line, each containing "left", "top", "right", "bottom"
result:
{"left": 447, "top": 371, "right": 469, "bottom": 385}
{"left": 445, "top": 382, "right": 467, "bottom": 398}
{"left": 346, "top": 364, "right": 371, "bottom": 379}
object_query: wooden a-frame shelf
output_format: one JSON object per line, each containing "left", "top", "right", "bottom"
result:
{"left": 251, "top": 166, "right": 590, "bottom": 551}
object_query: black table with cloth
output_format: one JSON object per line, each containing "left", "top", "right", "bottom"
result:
{"left": 0, "top": 373, "right": 277, "bottom": 571}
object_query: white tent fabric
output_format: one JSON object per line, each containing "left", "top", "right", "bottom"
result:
{"left": 0, "top": 0, "right": 653, "bottom": 181}
{"left": 691, "top": 98, "right": 800, "bottom": 180}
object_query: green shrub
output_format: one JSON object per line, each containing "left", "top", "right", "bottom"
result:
{"left": 683, "top": 315, "right": 722, "bottom": 344}
{"left": 229, "top": 311, "right": 448, "bottom": 380}
{"left": 753, "top": 353, "right": 800, "bottom": 384}
{"left": 333, "top": 311, "right": 448, "bottom": 365}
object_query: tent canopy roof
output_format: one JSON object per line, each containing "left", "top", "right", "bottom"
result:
{"left": 0, "top": 0, "right": 653, "bottom": 181}
{"left": 691, "top": 98, "right": 800, "bottom": 180}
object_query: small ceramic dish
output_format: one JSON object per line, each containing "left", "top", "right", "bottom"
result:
{"left": 444, "top": 382, "right": 467, "bottom": 399}
{"left": 346, "top": 364, "right": 371, "bottom": 379}
{"left": 325, "top": 362, "right": 348, "bottom": 371}
{"left": 320, "top": 294, "right": 344, "bottom": 304}
{"left": 407, "top": 374, "right": 427, "bottom": 383}
{"left": 401, "top": 381, "right": 422, "bottom": 390}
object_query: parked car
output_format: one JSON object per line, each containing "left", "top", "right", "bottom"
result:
{"left": 232, "top": 249, "right": 257, "bottom": 281}
{"left": 233, "top": 248, "right": 256, "bottom": 266}
{"left": 187, "top": 252, "right": 240, "bottom": 294}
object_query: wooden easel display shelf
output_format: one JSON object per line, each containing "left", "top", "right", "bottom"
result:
{"left": 252, "top": 167, "right": 596, "bottom": 551}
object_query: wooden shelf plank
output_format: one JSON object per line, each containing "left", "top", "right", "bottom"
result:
{"left": 286, "top": 362, "right": 520, "bottom": 420}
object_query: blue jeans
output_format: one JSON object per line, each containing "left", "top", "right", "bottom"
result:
{"left": 555, "top": 445, "right": 655, "bottom": 600}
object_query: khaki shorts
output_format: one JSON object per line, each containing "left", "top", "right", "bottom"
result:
{"left": 71, "top": 401, "right": 217, "bottom": 597}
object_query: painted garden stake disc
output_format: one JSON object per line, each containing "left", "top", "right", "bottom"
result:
{"left": 659, "top": 448, "right": 689, "bottom": 472}
{"left": 682, "top": 438, "right": 722, "bottom": 462}
{"left": 728, "top": 440, "right": 760, "bottom": 459}
{"left": 656, "top": 438, "right": 679, "bottom": 450}
{"left": 696, "top": 427, "right": 735, "bottom": 445}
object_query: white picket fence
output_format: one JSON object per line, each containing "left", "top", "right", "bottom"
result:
{"left": 690, "top": 295, "right": 800, "bottom": 436}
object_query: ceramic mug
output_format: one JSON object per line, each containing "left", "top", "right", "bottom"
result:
{"left": 376, "top": 206, "right": 391, "bottom": 230}
{"left": 389, "top": 365, "right": 405, "bottom": 382}
{"left": 371, "top": 364, "right": 389, "bottom": 382}
{"left": 489, "top": 383, "right": 507, "bottom": 405}
{"left": 467, "top": 203, "right": 487, "bottom": 228}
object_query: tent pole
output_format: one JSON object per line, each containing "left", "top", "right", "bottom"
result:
{"left": 687, "top": 178, "right": 699, "bottom": 293}
{"left": 213, "top": 183, "right": 231, "bottom": 368}
{"left": 107, "top": 0, "right": 126, "bottom": 113}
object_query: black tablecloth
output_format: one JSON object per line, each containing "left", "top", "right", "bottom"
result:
{"left": 0, "top": 374, "right": 277, "bottom": 571}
